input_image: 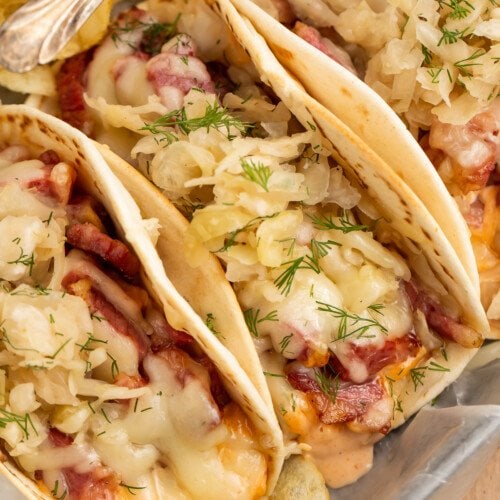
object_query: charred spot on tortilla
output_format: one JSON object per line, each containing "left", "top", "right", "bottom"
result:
{"left": 340, "top": 87, "right": 351, "bottom": 98}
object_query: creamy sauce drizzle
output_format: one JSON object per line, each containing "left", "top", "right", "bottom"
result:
{"left": 302, "top": 424, "right": 375, "bottom": 488}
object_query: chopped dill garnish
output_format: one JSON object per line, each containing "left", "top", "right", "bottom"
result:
{"left": 7, "top": 246, "right": 35, "bottom": 276}
{"left": 111, "top": 15, "right": 180, "bottom": 55}
{"left": 48, "top": 338, "right": 71, "bottom": 359}
{"left": 0, "top": 408, "right": 38, "bottom": 440}
{"left": 101, "top": 408, "right": 111, "bottom": 424}
{"left": 141, "top": 102, "right": 253, "bottom": 144}
{"left": 119, "top": 482, "right": 146, "bottom": 495}
{"left": 409, "top": 366, "right": 427, "bottom": 391}
{"left": 50, "top": 479, "right": 67, "bottom": 499}
{"left": 9, "top": 285, "right": 51, "bottom": 297}
{"left": 90, "top": 312, "right": 105, "bottom": 322}
{"left": 314, "top": 369, "right": 340, "bottom": 404}
{"left": 454, "top": 48, "right": 486, "bottom": 76}
{"left": 438, "top": 0, "right": 475, "bottom": 20}
{"left": 438, "top": 27, "right": 469, "bottom": 46}
{"left": 279, "top": 333, "right": 294, "bottom": 354}
{"left": 76, "top": 332, "right": 108, "bottom": 353}
{"left": 316, "top": 302, "right": 387, "bottom": 342}
{"left": 310, "top": 238, "right": 341, "bottom": 262}
{"left": 243, "top": 308, "right": 278, "bottom": 337}
{"left": 205, "top": 313, "right": 224, "bottom": 339}
{"left": 421, "top": 45, "right": 433, "bottom": 65}
{"left": 241, "top": 158, "right": 272, "bottom": 191}
{"left": 308, "top": 210, "right": 372, "bottom": 233}
{"left": 42, "top": 211, "right": 54, "bottom": 226}
{"left": 440, "top": 344, "right": 448, "bottom": 361}
{"left": 107, "top": 352, "right": 119, "bottom": 380}
{"left": 428, "top": 361, "right": 450, "bottom": 372}
{"left": 394, "top": 398, "right": 404, "bottom": 413}
{"left": 428, "top": 67, "right": 443, "bottom": 84}
{"left": 367, "top": 303, "right": 384, "bottom": 314}
{"left": 274, "top": 255, "right": 321, "bottom": 296}
{"left": 0, "top": 326, "right": 39, "bottom": 353}
{"left": 409, "top": 361, "right": 450, "bottom": 391}
{"left": 263, "top": 371, "right": 286, "bottom": 378}
{"left": 216, "top": 214, "right": 277, "bottom": 253}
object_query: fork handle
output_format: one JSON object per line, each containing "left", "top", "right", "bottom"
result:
{"left": 0, "top": 0, "right": 104, "bottom": 73}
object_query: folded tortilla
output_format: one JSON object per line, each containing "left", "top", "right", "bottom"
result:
{"left": 24, "top": 0, "right": 489, "bottom": 489}
{"left": 0, "top": 104, "right": 285, "bottom": 499}
{"left": 225, "top": 0, "right": 499, "bottom": 339}
{"left": 225, "top": 0, "right": 481, "bottom": 293}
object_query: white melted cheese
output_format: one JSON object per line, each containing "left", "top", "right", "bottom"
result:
{"left": 238, "top": 269, "right": 343, "bottom": 360}
{"left": 90, "top": 354, "right": 259, "bottom": 499}
{"left": 0, "top": 215, "right": 64, "bottom": 282}
{"left": 0, "top": 148, "right": 268, "bottom": 498}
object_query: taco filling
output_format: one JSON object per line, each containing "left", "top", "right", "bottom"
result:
{"left": 0, "top": 142, "right": 269, "bottom": 499}
{"left": 47, "top": 0, "right": 483, "bottom": 488}
{"left": 238, "top": 0, "right": 499, "bottom": 337}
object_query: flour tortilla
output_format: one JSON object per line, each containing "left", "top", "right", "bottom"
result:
{"left": 207, "top": 0, "right": 485, "bottom": 429}
{"left": 0, "top": 104, "right": 285, "bottom": 498}
{"left": 225, "top": 0, "right": 480, "bottom": 296}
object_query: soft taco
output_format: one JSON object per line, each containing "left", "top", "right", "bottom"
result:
{"left": 24, "top": 0, "right": 488, "bottom": 489}
{"left": 223, "top": 0, "right": 500, "bottom": 338}
{"left": 0, "top": 104, "right": 286, "bottom": 499}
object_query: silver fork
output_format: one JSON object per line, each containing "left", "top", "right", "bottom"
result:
{"left": 0, "top": 0, "right": 103, "bottom": 73}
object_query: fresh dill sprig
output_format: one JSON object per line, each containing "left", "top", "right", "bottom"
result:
{"left": 42, "top": 211, "right": 54, "bottom": 226}
{"left": 141, "top": 102, "right": 253, "bottom": 144}
{"left": 438, "top": 0, "right": 475, "bottom": 20}
{"left": 0, "top": 326, "right": 39, "bottom": 353}
{"left": 263, "top": 371, "right": 286, "bottom": 378}
{"left": 308, "top": 210, "right": 372, "bottom": 233}
{"left": 76, "top": 332, "right": 108, "bottom": 353}
{"left": 50, "top": 480, "right": 67, "bottom": 500}
{"left": 48, "top": 338, "right": 71, "bottom": 359}
{"left": 0, "top": 408, "right": 38, "bottom": 440}
{"left": 314, "top": 369, "right": 340, "bottom": 404}
{"left": 7, "top": 247, "right": 35, "bottom": 276}
{"left": 119, "top": 482, "right": 146, "bottom": 495}
{"left": 409, "top": 366, "right": 427, "bottom": 391}
{"left": 409, "top": 361, "right": 450, "bottom": 391}
{"left": 90, "top": 312, "right": 105, "bottom": 322}
{"left": 454, "top": 49, "right": 486, "bottom": 76}
{"left": 310, "top": 239, "right": 341, "bottom": 263}
{"left": 10, "top": 285, "right": 51, "bottom": 297}
{"left": 394, "top": 398, "right": 404, "bottom": 413}
{"left": 107, "top": 352, "right": 119, "bottom": 380}
{"left": 205, "top": 313, "right": 224, "bottom": 339}
{"left": 243, "top": 308, "right": 278, "bottom": 337}
{"left": 316, "top": 302, "right": 387, "bottom": 342}
{"left": 367, "top": 303, "right": 385, "bottom": 314}
{"left": 438, "top": 27, "right": 469, "bottom": 46}
{"left": 111, "top": 15, "right": 179, "bottom": 55}
{"left": 279, "top": 333, "right": 294, "bottom": 354}
{"left": 427, "top": 361, "right": 450, "bottom": 372}
{"left": 421, "top": 45, "right": 433, "bottom": 65}
{"left": 241, "top": 159, "right": 272, "bottom": 191}
{"left": 273, "top": 255, "right": 321, "bottom": 296}
{"left": 216, "top": 214, "right": 277, "bottom": 252}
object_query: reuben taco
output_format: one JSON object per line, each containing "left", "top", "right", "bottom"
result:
{"left": 0, "top": 104, "right": 285, "bottom": 499}
{"left": 24, "top": 0, "right": 488, "bottom": 489}
{"left": 225, "top": 0, "right": 500, "bottom": 338}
